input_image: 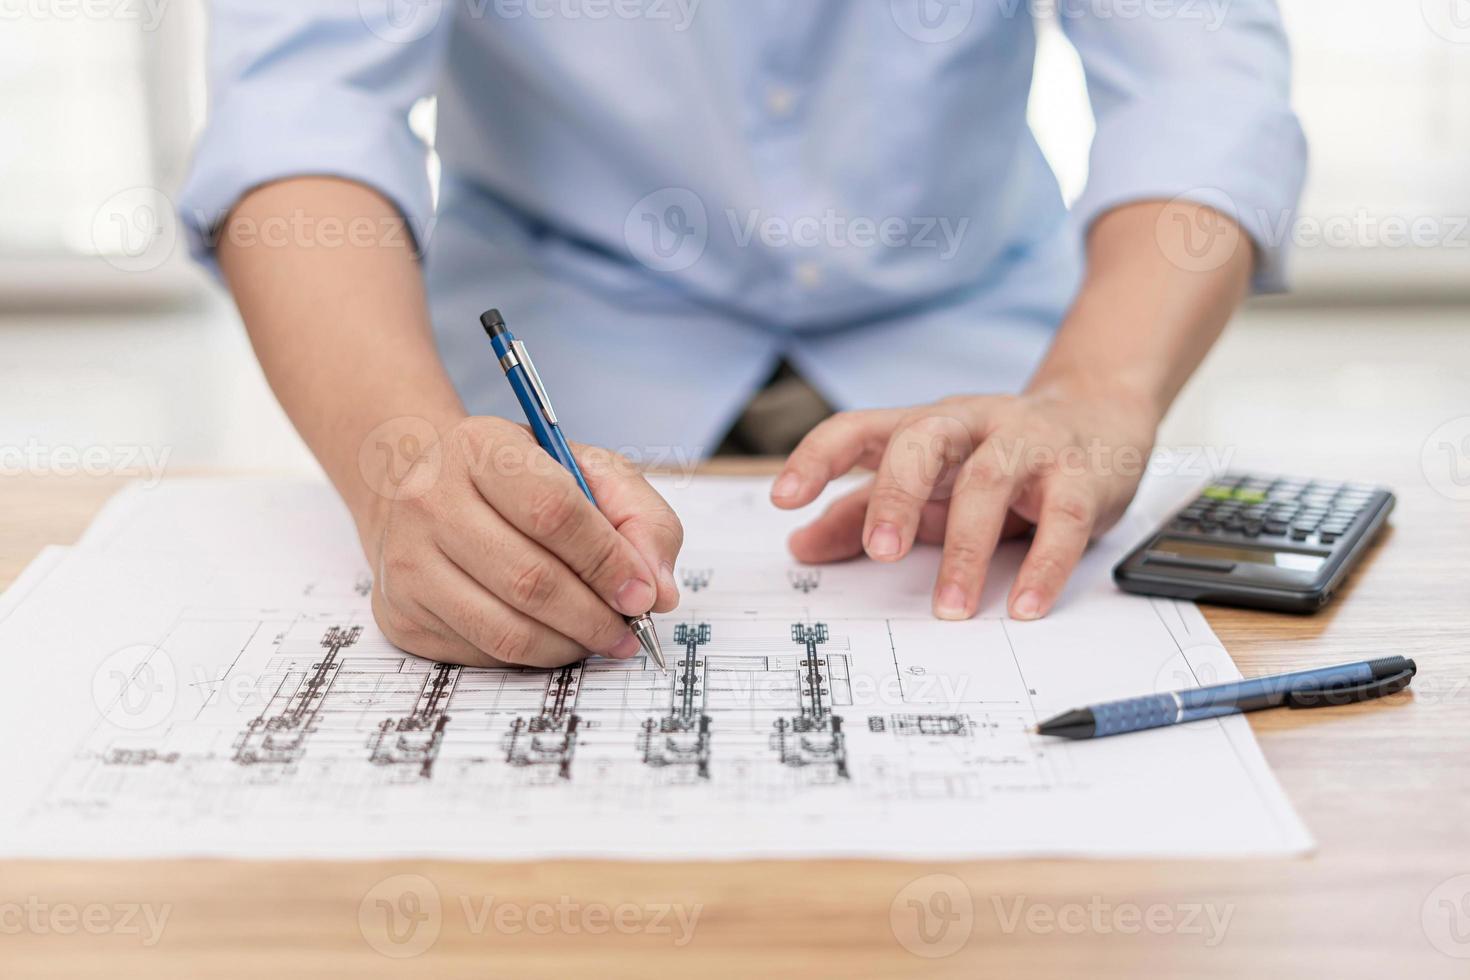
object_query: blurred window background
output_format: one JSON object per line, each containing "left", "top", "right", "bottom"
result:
{"left": 1, "top": 1, "right": 1468, "bottom": 304}
{"left": 0, "top": 0, "right": 202, "bottom": 301}
{"left": 2, "top": 1, "right": 1467, "bottom": 478}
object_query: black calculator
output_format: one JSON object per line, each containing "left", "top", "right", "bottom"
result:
{"left": 1113, "top": 472, "right": 1394, "bottom": 612}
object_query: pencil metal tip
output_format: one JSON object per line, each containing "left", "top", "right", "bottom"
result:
{"left": 631, "top": 617, "right": 667, "bottom": 671}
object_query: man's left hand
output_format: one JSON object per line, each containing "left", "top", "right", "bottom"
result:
{"left": 770, "top": 386, "right": 1160, "bottom": 621}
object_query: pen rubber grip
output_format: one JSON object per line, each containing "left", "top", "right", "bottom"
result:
{"left": 1091, "top": 693, "right": 1178, "bottom": 737}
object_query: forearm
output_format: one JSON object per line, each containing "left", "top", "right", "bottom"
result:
{"left": 1027, "top": 200, "right": 1254, "bottom": 422}
{"left": 217, "top": 177, "right": 466, "bottom": 529}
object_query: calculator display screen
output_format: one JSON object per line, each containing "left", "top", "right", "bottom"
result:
{"left": 1155, "top": 538, "right": 1328, "bottom": 573}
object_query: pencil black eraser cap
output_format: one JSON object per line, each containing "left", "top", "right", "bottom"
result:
{"left": 480, "top": 309, "right": 508, "bottom": 338}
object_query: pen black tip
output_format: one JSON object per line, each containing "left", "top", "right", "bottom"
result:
{"left": 480, "top": 308, "right": 508, "bottom": 338}
{"left": 1035, "top": 708, "right": 1095, "bottom": 740}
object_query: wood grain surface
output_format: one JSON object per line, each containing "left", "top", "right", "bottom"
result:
{"left": 1, "top": 458, "right": 1467, "bottom": 979}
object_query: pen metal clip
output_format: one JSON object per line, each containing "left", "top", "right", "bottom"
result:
{"left": 511, "top": 339, "right": 558, "bottom": 426}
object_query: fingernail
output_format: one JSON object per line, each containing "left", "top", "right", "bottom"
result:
{"left": 607, "top": 632, "right": 642, "bottom": 659}
{"left": 659, "top": 561, "right": 680, "bottom": 601}
{"left": 615, "top": 578, "right": 655, "bottom": 616}
{"left": 935, "top": 584, "right": 968, "bottom": 620}
{"left": 867, "top": 523, "right": 901, "bottom": 559}
{"left": 1012, "top": 591, "right": 1043, "bottom": 620}
{"left": 772, "top": 473, "right": 801, "bottom": 500}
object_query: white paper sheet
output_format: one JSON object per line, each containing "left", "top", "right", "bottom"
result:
{"left": 0, "top": 474, "right": 1311, "bottom": 859}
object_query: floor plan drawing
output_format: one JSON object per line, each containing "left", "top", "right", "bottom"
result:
{"left": 41, "top": 606, "right": 1040, "bottom": 817}
{"left": 0, "top": 477, "right": 1315, "bottom": 859}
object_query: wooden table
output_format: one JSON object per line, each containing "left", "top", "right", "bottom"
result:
{"left": 2, "top": 460, "right": 1467, "bottom": 979}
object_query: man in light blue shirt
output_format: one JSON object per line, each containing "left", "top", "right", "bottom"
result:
{"left": 182, "top": 0, "right": 1305, "bottom": 669}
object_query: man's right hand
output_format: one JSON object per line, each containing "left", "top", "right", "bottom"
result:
{"left": 216, "top": 180, "right": 682, "bottom": 667}
{"left": 359, "top": 416, "right": 683, "bottom": 668}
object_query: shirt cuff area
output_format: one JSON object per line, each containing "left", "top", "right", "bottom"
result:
{"left": 1069, "top": 92, "right": 1307, "bottom": 293}
{"left": 177, "top": 81, "right": 434, "bottom": 279}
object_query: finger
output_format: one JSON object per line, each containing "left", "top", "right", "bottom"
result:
{"left": 422, "top": 551, "right": 613, "bottom": 668}
{"left": 1007, "top": 482, "right": 1096, "bottom": 620}
{"left": 771, "top": 409, "right": 909, "bottom": 508}
{"left": 472, "top": 454, "right": 658, "bottom": 619}
{"left": 574, "top": 444, "right": 684, "bottom": 613}
{"left": 920, "top": 507, "right": 1031, "bottom": 547}
{"left": 863, "top": 413, "right": 974, "bottom": 561}
{"left": 434, "top": 499, "right": 641, "bottom": 657}
{"left": 793, "top": 482, "right": 956, "bottom": 563}
{"left": 933, "top": 444, "right": 1023, "bottom": 620}
{"left": 917, "top": 497, "right": 956, "bottom": 545}
{"left": 789, "top": 483, "right": 871, "bottom": 563}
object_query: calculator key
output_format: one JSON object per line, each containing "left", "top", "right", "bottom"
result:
{"left": 1232, "top": 488, "right": 1268, "bottom": 503}
{"left": 1290, "top": 528, "right": 1310, "bottom": 541}
{"left": 1264, "top": 520, "right": 1289, "bottom": 535}
{"left": 1202, "top": 485, "right": 1235, "bottom": 500}
{"left": 1242, "top": 522, "right": 1264, "bottom": 537}
{"left": 1318, "top": 532, "right": 1340, "bottom": 544}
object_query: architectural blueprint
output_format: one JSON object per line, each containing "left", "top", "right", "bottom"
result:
{"left": 0, "top": 475, "right": 1312, "bottom": 858}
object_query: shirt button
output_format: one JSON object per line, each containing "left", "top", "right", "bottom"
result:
{"left": 765, "top": 85, "right": 797, "bottom": 118}
{"left": 794, "top": 262, "right": 823, "bottom": 288}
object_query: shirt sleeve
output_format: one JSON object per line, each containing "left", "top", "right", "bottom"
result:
{"left": 178, "top": 1, "right": 452, "bottom": 276}
{"left": 1057, "top": 1, "right": 1307, "bottom": 292}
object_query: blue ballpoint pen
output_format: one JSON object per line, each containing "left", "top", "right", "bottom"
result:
{"left": 479, "top": 308, "right": 667, "bottom": 671}
{"left": 1035, "top": 655, "right": 1416, "bottom": 739}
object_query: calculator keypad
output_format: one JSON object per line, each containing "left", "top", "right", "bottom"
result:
{"left": 1170, "top": 474, "right": 1380, "bottom": 547}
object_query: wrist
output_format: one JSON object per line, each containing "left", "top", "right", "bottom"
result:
{"left": 1022, "top": 371, "right": 1166, "bottom": 431}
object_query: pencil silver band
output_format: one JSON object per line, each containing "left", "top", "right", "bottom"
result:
{"left": 1169, "top": 691, "right": 1184, "bottom": 723}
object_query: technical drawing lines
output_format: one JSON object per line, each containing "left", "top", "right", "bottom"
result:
{"left": 787, "top": 569, "right": 821, "bottom": 594}
{"left": 232, "top": 625, "right": 362, "bottom": 769}
{"left": 504, "top": 663, "right": 584, "bottom": 780}
{"left": 367, "top": 662, "right": 459, "bottom": 780}
{"left": 772, "top": 622, "right": 849, "bottom": 781}
{"left": 638, "top": 622, "right": 713, "bottom": 779}
{"left": 678, "top": 567, "right": 713, "bottom": 593}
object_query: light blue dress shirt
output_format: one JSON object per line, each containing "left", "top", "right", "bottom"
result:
{"left": 181, "top": 0, "right": 1305, "bottom": 459}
